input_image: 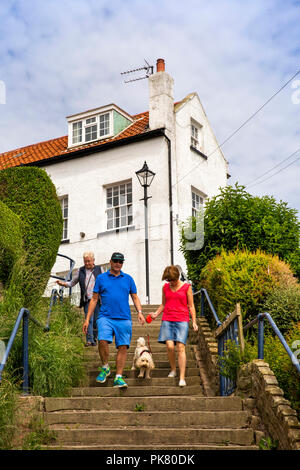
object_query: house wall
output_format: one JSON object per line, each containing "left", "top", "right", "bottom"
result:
{"left": 172, "top": 94, "right": 228, "bottom": 271}
{"left": 45, "top": 136, "right": 173, "bottom": 305}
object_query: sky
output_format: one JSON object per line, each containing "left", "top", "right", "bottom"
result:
{"left": 0, "top": 0, "right": 299, "bottom": 216}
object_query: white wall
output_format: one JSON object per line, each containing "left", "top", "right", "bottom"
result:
{"left": 44, "top": 93, "right": 228, "bottom": 305}
{"left": 45, "top": 136, "right": 172, "bottom": 304}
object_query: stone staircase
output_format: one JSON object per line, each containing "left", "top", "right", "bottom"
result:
{"left": 43, "top": 305, "right": 258, "bottom": 450}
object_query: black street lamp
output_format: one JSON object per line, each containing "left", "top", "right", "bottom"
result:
{"left": 136, "top": 161, "right": 155, "bottom": 304}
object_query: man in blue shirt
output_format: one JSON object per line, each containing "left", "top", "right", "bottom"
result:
{"left": 83, "top": 252, "right": 145, "bottom": 388}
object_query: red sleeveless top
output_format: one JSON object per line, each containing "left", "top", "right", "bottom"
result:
{"left": 162, "top": 282, "right": 190, "bottom": 322}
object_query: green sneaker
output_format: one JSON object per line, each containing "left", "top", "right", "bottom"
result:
{"left": 96, "top": 366, "right": 110, "bottom": 383}
{"left": 113, "top": 376, "right": 128, "bottom": 388}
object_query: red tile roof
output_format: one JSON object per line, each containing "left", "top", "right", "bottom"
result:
{"left": 0, "top": 110, "right": 150, "bottom": 170}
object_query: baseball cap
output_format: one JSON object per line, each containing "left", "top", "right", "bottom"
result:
{"left": 111, "top": 252, "right": 125, "bottom": 262}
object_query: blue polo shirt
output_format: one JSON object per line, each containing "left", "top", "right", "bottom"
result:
{"left": 93, "top": 270, "right": 137, "bottom": 320}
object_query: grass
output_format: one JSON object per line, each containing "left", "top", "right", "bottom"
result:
{"left": 0, "top": 295, "right": 86, "bottom": 447}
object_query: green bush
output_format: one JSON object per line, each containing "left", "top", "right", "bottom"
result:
{"left": 262, "top": 285, "right": 300, "bottom": 336}
{"left": 264, "top": 323, "right": 300, "bottom": 418}
{"left": 217, "top": 325, "right": 300, "bottom": 419}
{"left": 200, "top": 249, "right": 297, "bottom": 323}
{"left": 0, "top": 167, "right": 63, "bottom": 308}
{"left": 181, "top": 184, "right": 300, "bottom": 283}
{"left": 0, "top": 200, "right": 23, "bottom": 288}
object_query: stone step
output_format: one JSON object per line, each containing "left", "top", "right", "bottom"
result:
{"left": 85, "top": 360, "right": 197, "bottom": 370}
{"left": 45, "top": 396, "right": 244, "bottom": 413}
{"left": 85, "top": 375, "right": 201, "bottom": 387}
{"left": 86, "top": 368, "right": 200, "bottom": 378}
{"left": 45, "top": 409, "right": 250, "bottom": 428}
{"left": 45, "top": 426, "right": 255, "bottom": 446}
{"left": 44, "top": 443, "right": 259, "bottom": 450}
{"left": 71, "top": 385, "right": 203, "bottom": 397}
{"left": 84, "top": 350, "right": 196, "bottom": 360}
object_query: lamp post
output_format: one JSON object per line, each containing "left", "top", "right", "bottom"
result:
{"left": 136, "top": 161, "right": 155, "bottom": 304}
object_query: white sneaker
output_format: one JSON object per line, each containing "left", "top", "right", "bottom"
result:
{"left": 168, "top": 370, "right": 177, "bottom": 378}
{"left": 179, "top": 379, "right": 186, "bottom": 387}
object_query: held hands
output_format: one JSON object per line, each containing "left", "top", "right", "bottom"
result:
{"left": 150, "top": 312, "right": 160, "bottom": 320}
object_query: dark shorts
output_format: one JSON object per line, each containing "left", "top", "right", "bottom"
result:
{"left": 158, "top": 320, "right": 189, "bottom": 345}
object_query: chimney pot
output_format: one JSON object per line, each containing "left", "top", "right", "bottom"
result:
{"left": 156, "top": 58, "right": 165, "bottom": 72}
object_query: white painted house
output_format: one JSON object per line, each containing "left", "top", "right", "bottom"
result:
{"left": 0, "top": 59, "right": 229, "bottom": 304}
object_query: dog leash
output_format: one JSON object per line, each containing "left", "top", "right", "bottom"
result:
{"left": 144, "top": 317, "right": 153, "bottom": 355}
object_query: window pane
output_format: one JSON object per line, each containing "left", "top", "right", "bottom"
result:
{"left": 106, "top": 182, "right": 133, "bottom": 230}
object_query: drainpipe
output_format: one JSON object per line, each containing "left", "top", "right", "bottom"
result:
{"left": 162, "top": 132, "right": 174, "bottom": 265}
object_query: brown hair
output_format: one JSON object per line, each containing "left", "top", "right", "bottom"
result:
{"left": 162, "top": 265, "right": 180, "bottom": 282}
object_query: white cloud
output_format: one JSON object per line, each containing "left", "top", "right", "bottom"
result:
{"left": 0, "top": 0, "right": 299, "bottom": 215}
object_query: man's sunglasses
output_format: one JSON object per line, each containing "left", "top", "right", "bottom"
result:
{"left": 111, "top": 259, "right": 124, "bottom": 264}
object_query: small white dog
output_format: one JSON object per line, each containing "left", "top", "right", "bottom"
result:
{"left": 131, "top": 337, "right": 155, "bottom": 378}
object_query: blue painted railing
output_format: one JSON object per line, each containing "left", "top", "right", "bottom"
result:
{"left": 0, "top": 308, "right": 32, "bottom": 394}
{"left": 0, "top": 253, "right": 75, "bottom": 394}
{"left": 243, "top": 312, "right": 300, "bottom": 375}
{"left": 194, "top": 288, "right": 300, "bottom": 396}
{"left": 195, "top": 288, "right": 222, "bottom": 327}
{"left": 46, "top": 253, "right": 75, "bottom": 330}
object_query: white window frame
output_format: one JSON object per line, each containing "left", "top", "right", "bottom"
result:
{"left": 192, "top": 188, "right": 206, "bottom": 217}
{"left": 70, "top": 111, "right": 113, "bottom": 146}
{"left": 105, "top": 180, "right": 133, "bottom": 231}
{"left": 190, "top": 119, "right": 203, "bottom": 151}
{"left": 60, "top": 195, "right": 69, "bottom": 240}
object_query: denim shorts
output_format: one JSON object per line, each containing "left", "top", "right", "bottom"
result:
{"left": 158, "top": 320, "right": 189, "bottom": 345}
{"left": 96, "top": 316, "right": 132, "bottom": 349}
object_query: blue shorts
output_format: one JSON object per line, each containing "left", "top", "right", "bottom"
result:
{"left": 158, "top": 320, "right": 189, "bottom": 345}
{"left": 96, "top": 316, "right": 132, "bottom": 349}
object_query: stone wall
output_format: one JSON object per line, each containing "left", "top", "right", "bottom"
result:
{"left": 236, "top": 360, "right": 300, "bottom": 450}
{"left": 193, "top": 316, "right": 219, "bottom": 396}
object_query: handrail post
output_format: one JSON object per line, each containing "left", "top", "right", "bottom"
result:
{"left": 22, "top": 310, "right": 29, "bottom": 395}
{"left": 200, "top": 289, "right": 205, "bottom": 317}
{"left": 258, "top": 314, "right": 264, "bottom": 360}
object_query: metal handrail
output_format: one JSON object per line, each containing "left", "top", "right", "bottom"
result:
{"left": 47, "top": 253, "right": 75, "bottom": 329}
{"left": 0, "top": 253, "right": 76, "bottom": 394}
{"left": 194, "top": 288, "right": 222, "bottom": 327}
{"left": 244, "top": 312, "right": 300, "bottom": 375}
{"left": 0, "top": 308, "right": 38, "bottom": 394}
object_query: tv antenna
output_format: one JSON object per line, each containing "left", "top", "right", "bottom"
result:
{"left": 121, "top": 60, "right": 153, "bottom": 83}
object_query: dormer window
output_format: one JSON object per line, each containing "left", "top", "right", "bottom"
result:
{"left": 67, "top": 105, "right": 133, "bottom": 148}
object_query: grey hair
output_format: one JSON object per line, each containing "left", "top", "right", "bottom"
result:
{"left": 83, "top": 251, "right": 95, "bottom": 259}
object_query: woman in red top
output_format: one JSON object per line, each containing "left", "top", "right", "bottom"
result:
{"left": 150, "top": 266, "right": 198, "bottom": 387}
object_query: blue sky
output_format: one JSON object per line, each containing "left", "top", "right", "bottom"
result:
{"left": 0, "top": 0, "right": 300, "bottom": 216}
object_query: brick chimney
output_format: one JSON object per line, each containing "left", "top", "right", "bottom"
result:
{"left": 148, "top": 59, "right": 174, "bottom": 135}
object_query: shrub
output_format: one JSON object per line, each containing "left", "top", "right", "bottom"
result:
{"left": 262, "top": 285, "right": 300, "bottom": 336}
{"left": 181, "top": 184, "right": 300, "bottom": 283}
{"left": 200, "top": 249, "right": 297, "bottom": 323}
{"left": 0, "top": 167, "right": 63, "bottom": 308}
{"left": 0, "top": 200, "right": 23, "bottom": 288}
{"left": 217, "top": 339, "right": 256, "bottom": 382}
{"left": 264, "top": 323, "right": 300, "bottom": 418}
